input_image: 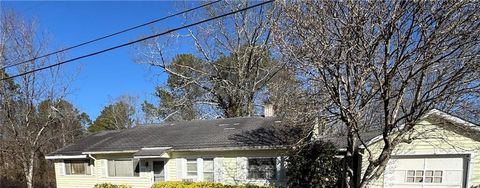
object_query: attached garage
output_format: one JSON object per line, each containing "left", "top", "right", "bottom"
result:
{"left": 358, "top": 109, "right": 480, "bottom": 188}
{"left": 383, "top": 155, "right": 469, "bottom": 188}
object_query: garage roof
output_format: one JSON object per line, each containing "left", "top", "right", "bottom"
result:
{"left": 362, "top": 109, "right": 480, "bottom": 148}
{"left": 319, "top": 109, "right": 479, "bottom": 149}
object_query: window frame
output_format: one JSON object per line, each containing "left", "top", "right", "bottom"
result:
{"left": 405, "top": 170, "right": 443, "bottom": 184}
{"left": 186, "top": 158, "right": 198, "bottom": 178}
{"left": 64, "top": 159, "right": 92, "bottom": 176}
{"left": 202, "top": 158, "right": 215, "bottom": 182}
{"left": 107, "top": 158, "right": 140, "bottom": 177}
{"left": 246, "top": 157, "right": 277, "bottom": 180}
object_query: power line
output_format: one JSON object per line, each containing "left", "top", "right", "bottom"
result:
{"left": 1, "top": 0, "right": 274, "bottom": 81}
{"left": 0, "top": 0, "right": 221, "bottom": 70}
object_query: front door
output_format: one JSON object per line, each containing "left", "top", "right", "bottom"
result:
{"left": 153, "top": 161, "right": 165, "bottom": 183}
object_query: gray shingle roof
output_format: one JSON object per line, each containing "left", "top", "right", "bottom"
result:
{"left": 319, "top": 109, "right": 480, "bottom": 148}
{"left": 319, "top": 131, "right": 382, "bottom": 149}
{"left": 49, "top": 116, "right": 279, "bottom": 156}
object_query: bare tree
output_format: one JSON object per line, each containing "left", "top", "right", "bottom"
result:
{"left": 135, "top": 1, "right": 282, "bottom": 120}
{"left": 275, "top": 1, "right": 479, "bottom": 187}
{"left": 0, "top": 12, "right": 77, "bottom": 188}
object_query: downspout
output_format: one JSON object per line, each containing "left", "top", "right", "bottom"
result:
{"left": 88, "top": 154, "right": 97, "bottom": 172}
{"left": 88, "top": 154, "right": 97, "bottom": 160}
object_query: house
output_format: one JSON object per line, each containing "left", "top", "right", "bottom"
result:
{"left": 47, "top": 109, "right": 480, "bottom": 188}
{"left": 46, "top": 113, "right": 288, "bottom": 188}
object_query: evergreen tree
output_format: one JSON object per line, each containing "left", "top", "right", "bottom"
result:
{"left": 89, "top": 99, "right": 136, "bottom": 133}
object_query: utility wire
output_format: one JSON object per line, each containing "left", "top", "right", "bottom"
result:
{"left": 1, "top": 0, "right": 274, "bottom": 80}
{"left": 0, "top": 0, "right": 221, "bottom": 70}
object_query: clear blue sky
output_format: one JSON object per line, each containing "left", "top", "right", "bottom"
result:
{"left": 1, "top": 1, "right": 200, "bottom": 120}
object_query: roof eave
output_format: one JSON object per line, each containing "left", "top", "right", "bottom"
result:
{"left": 171, "top": 145, "right": 288, "bottom": 152}
{"left": 82, "top": 150, "right": 139, "bottom": 155}
{"left": 45, "top": 155, "right": 87, "bottom": 160}
{"left": 359, "top": 108, "right": 479, "bottom": 149}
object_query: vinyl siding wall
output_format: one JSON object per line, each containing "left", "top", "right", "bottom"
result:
{"left": 53, "top": 149, "right": 287, "bottom": 188}
{"left": 54, "top": 161, "right": 97, "bottom": 188}
{"left": 170, "top": 150, "right": 287, "bottom": 186}
{"left": 361, "top": 119, "right": 480, "bottom": 188}
{"left": 55, "top": 153, "right": 152, "bottom": 188}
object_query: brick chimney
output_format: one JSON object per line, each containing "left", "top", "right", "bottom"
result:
{"left": 264, "top": 103, "right": 275, "bottom": 117}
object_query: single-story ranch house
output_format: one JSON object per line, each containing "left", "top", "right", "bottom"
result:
{"left": 47, "top": 109, "right": 480, "bottom": 188}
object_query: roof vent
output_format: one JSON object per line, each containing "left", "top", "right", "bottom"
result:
{"left": 218, "top": 124, "right": 230, "bottom": 127}
{"left": 233, "top": 123, "right": 240, "bottom": 125}
{"left": 224, "top": 127, "right": 235, "bottom": 130}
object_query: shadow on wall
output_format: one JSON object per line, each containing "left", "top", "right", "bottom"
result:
{"left": 227, "top": 121, "right": 308, "bottom": 187}
{"left": 222, "top": 157, "right": 286, "bottom": 187}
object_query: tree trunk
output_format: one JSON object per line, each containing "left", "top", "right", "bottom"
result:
{"left": 24, "top": 151, "right": 35, "bottom": 188}
{"left": 345, "top": 127, "right": 357, "bottom": 188}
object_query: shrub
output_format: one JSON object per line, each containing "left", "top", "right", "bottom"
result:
{"left": 151, "top": 182, "right": 274, "bottom": 188}
{"left": 286, "top": 140, "right": 339, "bottom": 188}
{"left": 471, "top": 185, "right": 480, "bottom": 188}
{"left": 93, "top": 183, "right": 132, "bottom": 188}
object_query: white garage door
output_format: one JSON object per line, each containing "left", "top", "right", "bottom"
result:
{"left": 384, "top": 156, "right": 466, "bottom": 188}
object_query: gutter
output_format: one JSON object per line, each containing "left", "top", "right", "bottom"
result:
{"left": 82, "top": 150, "right": 138, "bottom": 154}
{"left": 170, "top": 145, "right": 288, "bottom": 152}
{"left": 45, "top": 155, "right": 87, "bottom": 160}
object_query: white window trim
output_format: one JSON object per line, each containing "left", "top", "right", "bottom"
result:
{"left": 63, "top": 159, "right": 94, "bottom": 176}
{"left": 185, "top": 158, "right": 199, "bottom": 180}
{"left": 59, "top": 160, "right": 65, "bottom": 176}
{"left": 182, "top": 158, "right": 216, "bottom": 182}
{"left": 246, "top": 157, "right": 278, "bottom": 181}
{"left": 404, "top": 169, "right": 444, "bottom": 184}
{"left": 176, "top": 158, "right": 185, "bottom": 180}
{"left": 202, "top": 158, "right": 215, "bottom": 182}
{"left": 198, "top": 158, "right": 204, "bottom": 181}
{"left": 106, "top": 158, "right": 141, "bottom": 178}
{"left": 213, "top": 157, "right": 223, "bottom": 183}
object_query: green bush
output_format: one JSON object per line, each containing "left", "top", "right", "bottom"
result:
{"left": 151, "top": 181, "right": 274, "bottom": 188}
{"left": 93, "top": 183, "right": 132, "bottom": 188}
{"left": 286, "top": 140, "right": 340, "bottom": 188}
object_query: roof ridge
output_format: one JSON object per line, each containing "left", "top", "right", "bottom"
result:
{"left": 427, "top": 108, "right": 479, "bottom": 127}
{"left": 137, "top": 116, "right": 274, "bottom": 127}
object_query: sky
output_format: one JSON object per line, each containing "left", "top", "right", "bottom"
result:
{"left": 1, "top": 1, "right": 201, "bottom": 120}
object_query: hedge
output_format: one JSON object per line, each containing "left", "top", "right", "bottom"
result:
{"left": 151, "top": 181, "right": 275, "bottom": 188}
{"left": 93, "top": 183, "right": 132, "bottom": 188}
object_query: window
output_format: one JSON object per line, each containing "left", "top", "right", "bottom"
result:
{"left": 247, "top": 158, "right": 276, "bottom": 180}
{"left": 108, "top": 159, "right": 139, "bottom": 177}
{"left": 187, "top": 159, "right": 198, "bottom": 177}
{"left": 406, "top": 170, "right": 442, "bottom": 183}
{"left": 203, "top": 158, "right": 214, "bottom": 181}
{"left": 406, "top": 170, "right": 424, "bottom": 183}
{"left": 65, "top": 159, "right": 91, "bottom": 175}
